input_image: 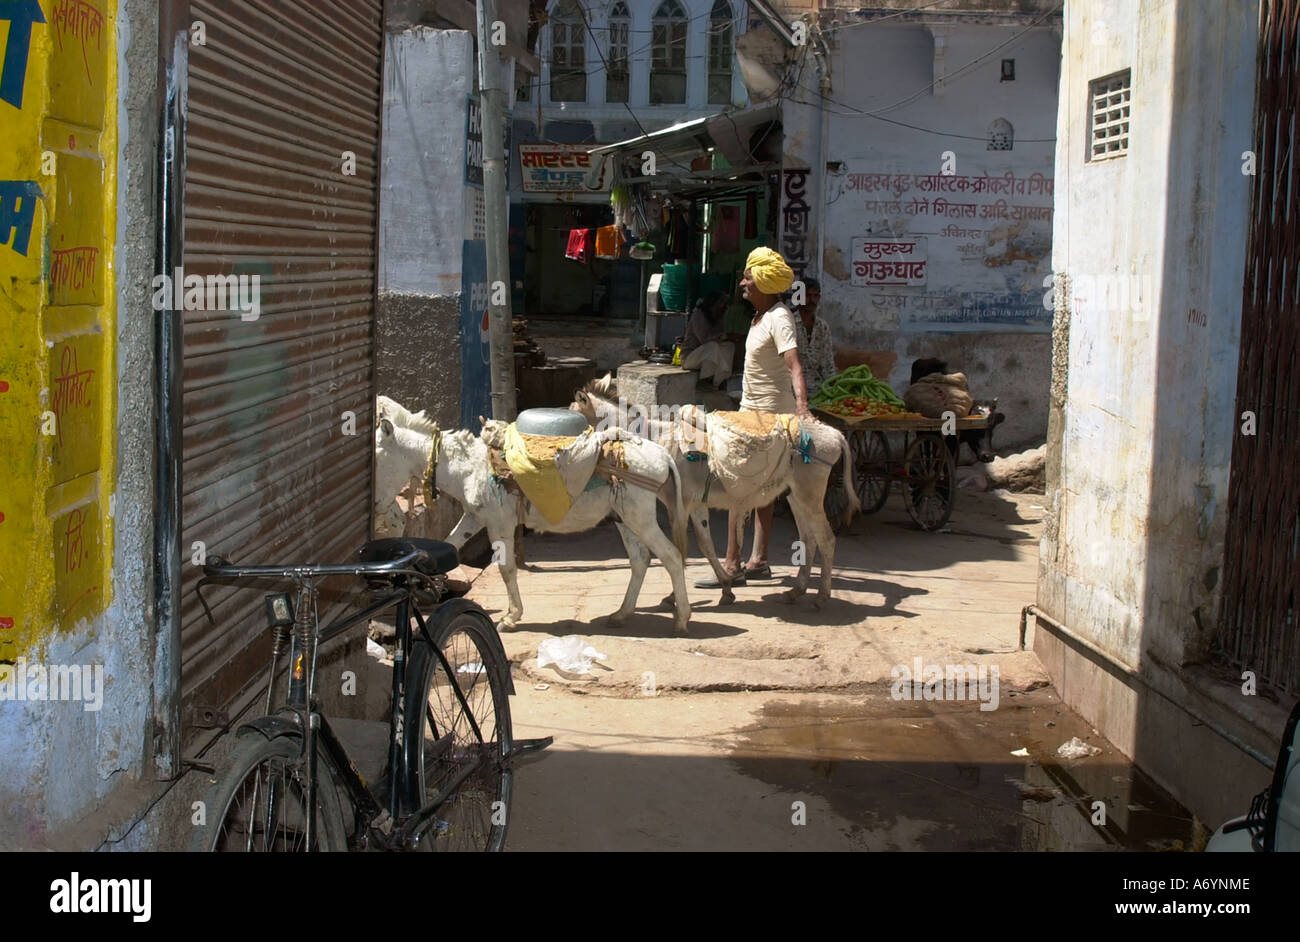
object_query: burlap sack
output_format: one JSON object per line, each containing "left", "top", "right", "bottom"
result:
{"left": 904, "top": 372, "right": 973, "bottom": 418}
{"left": 705, "top": 411, "right": 799, "bottom": 495}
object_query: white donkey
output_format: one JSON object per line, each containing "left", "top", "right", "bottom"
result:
{"left": 375, "top": 417, "right": 694, "bottom": 635}
{"left": 571, "top": 376, "right": 859, "bottom": 610}
{"left": 373, "top": 395, "right": 443, "bottom": 533}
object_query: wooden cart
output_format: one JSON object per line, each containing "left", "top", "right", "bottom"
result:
{"left": 817, "top": 409, "right": 994, "bottom": 532}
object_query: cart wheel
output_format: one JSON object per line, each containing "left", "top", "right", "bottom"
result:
{"left": 902, "top": 433, "right": 955, "bottom": 531}
{"left": 824, "top": 452, "right": 850, "bottom": 534}
{"left": 851, "top": 430, "right": 892, "bottom": 514}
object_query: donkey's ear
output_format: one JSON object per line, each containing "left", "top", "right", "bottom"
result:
{"left": 380, "top": 417, "right": 394, "bottom": 436}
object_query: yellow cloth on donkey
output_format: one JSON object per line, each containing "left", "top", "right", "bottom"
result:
{"left": 503, "top": 423, "right": 578, "bottom": 524}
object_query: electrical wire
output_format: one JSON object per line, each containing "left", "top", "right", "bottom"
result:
{"left": 520, "top": 3, "right": 746, "bottom": 104}
{"left": 842, "top": 2, "right": 1063, "bottom": 117}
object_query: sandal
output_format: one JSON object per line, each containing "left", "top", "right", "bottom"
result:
{"left": 744, "top": 563, "right": 773, "bottom": 580}
{"left": 695, "top": 568, "right": 745, "bottom": 588}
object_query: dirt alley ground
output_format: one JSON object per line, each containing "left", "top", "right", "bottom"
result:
{"left": 461, "top": 489, "right": 1202, "bottom": 851}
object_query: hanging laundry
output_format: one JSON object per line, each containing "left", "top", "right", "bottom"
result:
{"left": 594, "top": 225, "right": 625, "bottom": 259}
{"left": 666, "top": 206, "right": 691, "bottom": 261}
{"left": 744, "top": 193, "right": 758, "bottom": 240}
{"left": 713, "top": 205, "right": 741, "bottom": 254}
{"left": 565, "top": 228, "right": 593, "bottom": 264}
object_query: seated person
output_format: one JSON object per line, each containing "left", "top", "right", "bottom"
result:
{"left": 680, "top": 290, "right": 736, "bottom": 389}
{"left": 792, "top": 278, "right": 837, "bottom": 399}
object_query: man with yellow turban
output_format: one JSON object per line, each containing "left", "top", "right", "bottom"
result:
{"left": 697, "top": 246, "right": 813, "bottom": 588}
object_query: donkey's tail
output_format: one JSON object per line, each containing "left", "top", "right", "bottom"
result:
{"left": 837, "top": 430, "right": 861, "bottom": 529}
{"left": 665, "top": 454, "right": 689, "bottom": 561}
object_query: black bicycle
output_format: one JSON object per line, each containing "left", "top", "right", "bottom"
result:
{"left": 191, "top": 538, "right": 549, "bottom": 852}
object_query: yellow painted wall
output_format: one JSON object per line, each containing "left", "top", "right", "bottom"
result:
{"left": 0, "top": 0, "right": 118, "bottom": 660}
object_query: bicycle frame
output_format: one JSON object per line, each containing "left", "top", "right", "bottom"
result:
{"left": 198, "top": 547, "right": 550, "bottom": 851}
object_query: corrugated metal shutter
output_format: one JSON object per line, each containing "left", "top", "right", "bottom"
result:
{"left": 178, "top": 0, "right": 384, "bottom": 737}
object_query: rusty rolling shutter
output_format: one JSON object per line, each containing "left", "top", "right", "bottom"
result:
{"left": 177, "top": 0, "right": 384, "bottom": 738}
{"left": 1217, "top": 0, "right": 1299, "bottom": 697}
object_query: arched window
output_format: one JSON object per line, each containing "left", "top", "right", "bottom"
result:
{"left": 550, "top": 0, "right": 586, "bottom": 103}
{"left": 650, "top": 0, "right": 688, "bottom": 105}
{"left": 708, "top": 0, "right": 734, "bottom": 105}
{"left": 606, "top": 1, "right": 630, "bottom": 103}
{"left": 988, "top": 117, "right": 1014, "bottom": 151}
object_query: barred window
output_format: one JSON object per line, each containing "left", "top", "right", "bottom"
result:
{"left": 607, "top": 1, "right": 630, "bottom": 103}
{"left": 550, "top": 0, "right": 586, "bottom": 103}
{"left": 650, "top": 0, "right": 688, "bottom": 105}
{"left": 1088, "top": 70, "right": 1131, "bottom": 161}
{"left": 708, "top": 0, "right": 734, "bottom": 105}
{"left": 988, "top": 117, "right": 1013, "bottom": 151}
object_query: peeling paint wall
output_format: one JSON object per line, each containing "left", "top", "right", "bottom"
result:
{"left": 815, "top": 21, "right": 1061, "bottom": 446}
{"left": 1035, "top": 0, "right": 1264, "bottom": 824}
{"left": 378, "top": 27, "right": 485, "bottom": 435}
{"left": 0, "top": 0, "right": 158, "bottom": 849}
{"left": 1039, "top": 0, "right": 1255, "bottom": 671}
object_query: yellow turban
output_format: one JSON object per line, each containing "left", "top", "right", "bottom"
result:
{"left": 745, "top": 247, "right": 795, "bottom": 295}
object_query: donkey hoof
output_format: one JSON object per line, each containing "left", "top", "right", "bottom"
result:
{"left": 656, "top": 594, "right": 676, "bottom": 611}
{"left": 673, "top": 622, "right": 690, "bottom": 637}
{"left": 720, "top": 589, "right": 736, "bottom": 606}
{"left": 606, "top": 611, "right": 628, "bottom": 627}
{"left": 499, "top": 615, "right": 520, "bottom": 632}
{"left": 781, "top": 588, "right": 804, "bottom": 604}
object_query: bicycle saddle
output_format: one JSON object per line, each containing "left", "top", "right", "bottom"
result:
{"left": 356, "top": 538, "right": 459, "bottom": 576}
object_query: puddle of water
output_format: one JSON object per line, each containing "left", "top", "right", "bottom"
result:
{"left": 731, "top": 691, "right": 1196, "bottom": 851}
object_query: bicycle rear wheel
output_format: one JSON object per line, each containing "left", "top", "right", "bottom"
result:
{"left": 192, "top": 733, "right": 348, "bottom": 852}
{"left": 405, "top": 611, "right": 513, "bottom": 851}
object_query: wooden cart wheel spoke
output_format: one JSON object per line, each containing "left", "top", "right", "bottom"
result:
{"left": 902, "top": 434, "right": 955, "bottom": 531}
{"left": 850, "top": 430, "right": 892, "bottom": 514}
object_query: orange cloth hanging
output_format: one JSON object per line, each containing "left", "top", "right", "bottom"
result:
{"left": 594, "top": 225, "right": 624, "bottom": 259}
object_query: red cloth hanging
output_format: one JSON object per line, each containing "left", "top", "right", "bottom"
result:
{"left": 566, "top": 228, "right": 593, "bottom": 264}
{"left": 713, "top": 205, "right": 741, "bottom": 254}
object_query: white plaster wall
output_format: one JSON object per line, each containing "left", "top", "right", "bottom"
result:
{"left": 1043, "top": 0, "right": 1256, "bottom": 668}
{"left": 817, "top": 22, "right": 1061, "bottom": 444}
{"left": 380, "top": 28, "right": 474, "bottom": 295}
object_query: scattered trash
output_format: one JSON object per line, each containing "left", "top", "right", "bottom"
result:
{"left": 533, "top": 683, "right": 550, "bottom": 691}
{"left": 537, "top": 635, "right": 608, "bottom": 675}
{"left": 457, "top": 662, "right": 485, "bottom": 675}
{"left": 1057, "top": 736, "right": 1102, "bottom": 759}
{"left": 1011, "top": 747, "right": 1030, "bottom": 757}
{"left": 1044, "top": 721, "right": 1056, "bottom": 728}
{"left": 365, "top": 638, "right": 386, "bottom": 659}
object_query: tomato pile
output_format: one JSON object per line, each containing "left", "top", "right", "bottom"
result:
{"left": 823, "top": 396, "right": 905, "bottom": 419}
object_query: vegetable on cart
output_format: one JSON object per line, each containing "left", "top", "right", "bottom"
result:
{"left": 810, "top": 365, "right": 904, "bottom": 410}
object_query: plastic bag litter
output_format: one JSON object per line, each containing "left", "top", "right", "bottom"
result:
{"left": 537, "top": 636, "right": 608, "bottom": 675}
{"left": 366, "top": 638, "right": 387, "bottom": 660}
{"left": 1057, "top": 736, "right": 1102, "bottom": 759}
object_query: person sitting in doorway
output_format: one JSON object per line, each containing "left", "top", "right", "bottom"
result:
{"left": 792, "top": 277, "right": 837, "bottom": 400}
{"left": 680, "top": 290, "right": 735, "bottom": 389}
